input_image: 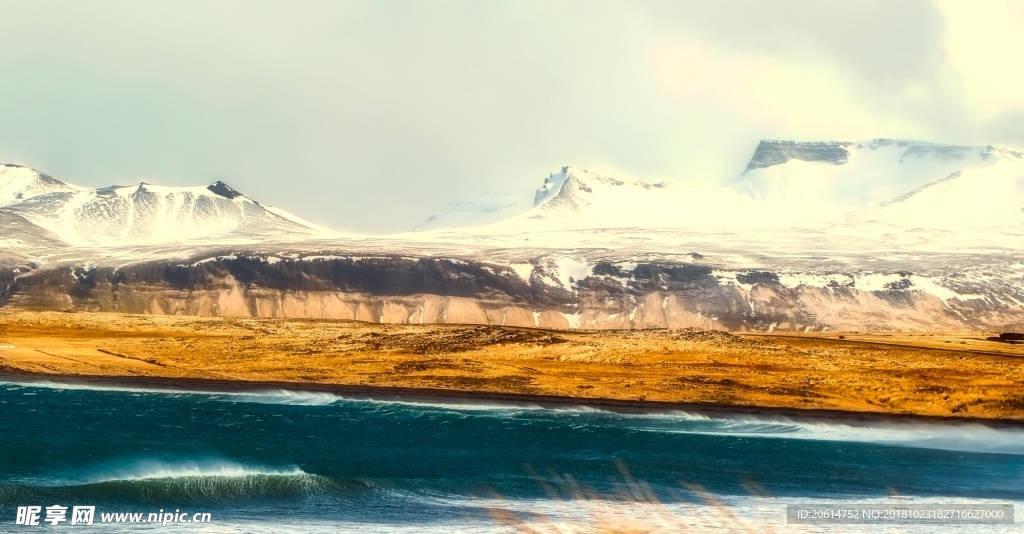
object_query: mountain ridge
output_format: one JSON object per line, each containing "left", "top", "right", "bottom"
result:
{"left": 0, "top": 165, "right": 328, "bottom": 249}
{"left": 0, "top": 163, "right": 85, "bottom": 207}
{"left": 2, "top": 139, "right": 1023, "bottom": 333}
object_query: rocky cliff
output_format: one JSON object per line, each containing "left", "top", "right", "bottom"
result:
{"left": 3, "top": 254, "right": 1021, "bottom": 332}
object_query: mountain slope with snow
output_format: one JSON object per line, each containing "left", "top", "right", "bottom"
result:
{"left": 6, "top": 182, "right": 326, "bottom": 247}
{"left": 851, "top": 145, "right": 1024, "bottom": 231}
{"left": 0, "top": 164, "right": 84, "bottom": 207}
{"left": 533, "top": 167, "right": 670, "bottom": 216}
{"left": 423, "top": 166, "right": 752, "bottom": 232}
{"left": 417, "top": 191, "right": 534, "bottom": 230}
{"left": 732, "top": 139, "right": 1024, "bottom": 226}
{"left": 0, "top": 165, "right": 331, "bottom": 250}
{"left": 419, "top": 138, "right": 1024, "bottom": 241}
{"left": 0, "top": 210, "right": 69, "bottom": 250}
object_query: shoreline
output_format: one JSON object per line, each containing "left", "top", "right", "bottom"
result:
{"left": 4, "top": 368, "right": 1023, "bottom": 429}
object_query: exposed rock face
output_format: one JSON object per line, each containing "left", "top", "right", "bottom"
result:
{"left": 745, "top": 141, "right": 854, "bottom": 170}
{"left": 3, "top": 255, "right": 1022, "bottom": 332}
{"left": 206, "top": 181, "right": 245, "bottom": 200}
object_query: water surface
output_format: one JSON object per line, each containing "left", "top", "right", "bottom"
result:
{"left": 1, "top": 381, "right": 1020, "bottom": 532}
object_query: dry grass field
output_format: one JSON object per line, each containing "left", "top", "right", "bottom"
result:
{"left": 1, "top": 310, "right": 1022, "bottom": 420}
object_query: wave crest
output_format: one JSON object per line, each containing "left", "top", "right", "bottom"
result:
{"left": 79, "top": 459, "right": 307, "bottom": 484}
{"left": 6, "top": 458, "right": 370, "bottom": 505}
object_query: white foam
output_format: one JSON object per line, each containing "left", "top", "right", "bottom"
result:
{"left": 625, "top": 413, "right": 1024, "bottom": 455}
{"left": 0, "top": 380, "right": 201, "bottom": 396}
{"left": 0, "top": 380, "right": 541, "bottom": 411}
{"left": 88, "top": 459, "right": 306, "bottom": 483}
{"left": 5, "top": 381, "right": 1023, "bottom": 455}
{"left": 1, "top": 381, "right": 353, "bottom": 408}
{"left": 224, "top": 389, "right": 346, "bottom": 406}
{"left": 21, "top": 458, "right": 308, "bottom": 488}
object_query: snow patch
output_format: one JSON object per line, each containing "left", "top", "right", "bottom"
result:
{"left": 509, "top": 263, "right": 534, "bottom": 281}
{"left": 191, "top": 255, "right": 238, "bottom": 266}
{"left": 776, "top": 273, "right": 854, "bottom": 289}
{"left": 552, "top": 257, "right": 592, "bottom": 289}
{"left": 712, "top": 270, "right": 754, "bottom": 293}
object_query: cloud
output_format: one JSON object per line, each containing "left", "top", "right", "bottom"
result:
{"left": 937, "top": 0, "right": 1024, "bottom": 122}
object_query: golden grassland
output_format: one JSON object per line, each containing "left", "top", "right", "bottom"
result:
{"left": 1, "top": 310, "right": 1022, "bottom": 420}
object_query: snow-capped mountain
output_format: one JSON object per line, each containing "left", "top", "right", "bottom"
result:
{"left": 0, "top": 165, "right": 330, "bottom": 249}
{"left": 422, "top": 166, "right": 748, "bottom": 231}
{"left": 3, "top": 139, "right": 1023, "bottom": 333}
{"left": 415, "top": 166, "right": 653, "bottom": 231}
{"left": 851, "top": 144, "right": 1024, "bottom": 232}
{"left": 532, "top": 167, "right": 671, "bottom": 217}
{"left": 0, "top": 164, "right": 84, "bottom": 207}
{"left": 420, "top": 138, "right": 1024, "bottom": 236}
{"left": 733, "top": 139, "right": 1024, "bottom": 227}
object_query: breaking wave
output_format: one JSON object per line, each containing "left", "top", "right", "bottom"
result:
{"left": 616, "top": 412, "right": 1024, "bottom": 455}
{"left": 74, "top": 458, "right": 307, "bottom": 485}
{"left": 218, "top": 390, "right": 346, "bottom": 406}
{"left": 2, "top": 458, "right": 371, "bottom": 505}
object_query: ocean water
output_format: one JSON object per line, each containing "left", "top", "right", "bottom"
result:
{"left": 0, "top": 380, "right": 1021, "bottom": 532}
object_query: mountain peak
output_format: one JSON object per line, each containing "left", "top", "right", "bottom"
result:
{"left": 207, "top": 180, "right": 244, "bottom": 200}
{"left": 0, "top": 163, "right": 83, "bottom": 207}
{"left": 534, "top": 168, "right": 571, "bottom": 206}
{"left": 0, "top": 164, "right": 323, "bottom": 248}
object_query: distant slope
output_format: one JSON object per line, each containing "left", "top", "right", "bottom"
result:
{"left": 417, "top": 191, "right": 533, "bottom": 230}
{"left": 423, "top": 166, "right": 747, "bottom": 231}
{"left": 851, "top": 145, "right": 1024, "bottom": 232}
{"left": 735, "top": 139, "right": 1020, "bottom": 203}
{"left": 420, "top": 139, "right": 1024, "bottom": 236}
{"left": 0, "top": 210, "right": 69, "bottom": 250}
{"left": 728, "top": 139, "right": 1024, "bottom": 228}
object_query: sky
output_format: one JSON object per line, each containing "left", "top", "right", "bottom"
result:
{"left": 1, "top": 0, "right": 1022, "bottom": 233}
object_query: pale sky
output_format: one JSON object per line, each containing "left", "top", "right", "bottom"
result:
{"left": 1, "top": 0, "right": 1022, "bottom": 232}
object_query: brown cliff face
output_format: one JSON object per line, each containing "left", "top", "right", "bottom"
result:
{"left": 2, "top": 255, "right": 1022, "bottom": 332}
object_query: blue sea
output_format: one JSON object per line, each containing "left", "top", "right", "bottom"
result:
{"left": 1, "top": 380, "right": 1021, "bottom": 532}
